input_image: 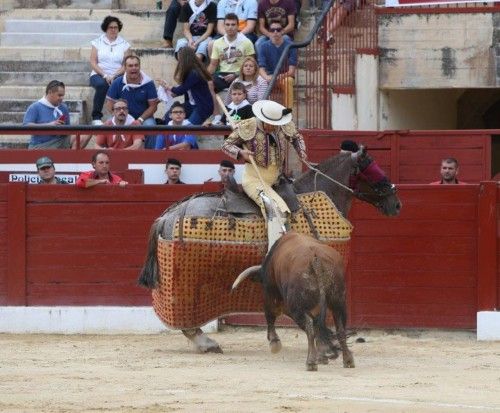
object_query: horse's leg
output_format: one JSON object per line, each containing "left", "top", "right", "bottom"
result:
{"left": 182, "top": 328, "right": 223, "bottom": 354}
{"left": 264, "top": 296, "right": 282, "bottom": 354}
{"left": 332, "top": 308, "right": 355, "bottom": 368}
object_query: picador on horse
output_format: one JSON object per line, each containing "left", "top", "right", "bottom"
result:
{"left": 138, "top": 99, "right": 402, "bottom": 356}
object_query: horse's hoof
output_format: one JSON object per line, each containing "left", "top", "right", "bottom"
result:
{"left": 343, "top": 358, "right": 355, "bottom": 368}
{"left": 317, "top": 355, "right": 329, "bottom": 365}
{"left": 269, "top": 339, "right": 282, "bottom": 354}
{"left": 306, "top": 363, "right": 318, "bottom": 371}
{"left": 205, "top": 345, "right": 223, "bottom": 354}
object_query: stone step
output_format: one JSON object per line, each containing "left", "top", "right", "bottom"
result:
{"left": 1, "top": 0, "right": 113, "bottom": 10}
{"left": 1, "top": 32, "right": 98, "bottom": 47}
{"left": 0, "top": 71, "right": 89, "bottom": 86}
{"left": 5, "top": 19, "right": 101, "bottom": 33}
{"left": 0, "top": 99, "right": 84, "bottom": 113}
{"left": 0, "top": 60, "right": 90, "bottom": 72}
{"left": 0, "top": 111, "right": 83, "bottom": 125}
{"left": 0, "top": 86, "right": 93, "bottom": 100}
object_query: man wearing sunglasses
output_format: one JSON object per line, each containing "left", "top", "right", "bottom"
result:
{"left": 258, "top": 20, "right": 297, "bottom": 106}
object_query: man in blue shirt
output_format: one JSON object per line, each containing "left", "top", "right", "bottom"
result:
{"left": 23, "top": 80, "right": 71, "bottom": 149}
{"left": 257, "top": 20, "right": 297, "bottom": 108}
{"left": 106, "top": 55, "right": 159, "bottom": 149}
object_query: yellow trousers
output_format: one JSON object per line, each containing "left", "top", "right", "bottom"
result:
{"left": 242, "top": 163, "right": 290, "bottom": 217}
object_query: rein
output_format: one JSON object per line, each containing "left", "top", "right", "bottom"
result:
{"left": 301, "top": 159, "right": 354, "bottom": 194}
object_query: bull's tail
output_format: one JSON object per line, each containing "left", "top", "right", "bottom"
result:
{"left": 137, "top": 219, "right": 162, "bottom": 289}
{"left": 311, "top": 256, "right": 339, "bottom": 353}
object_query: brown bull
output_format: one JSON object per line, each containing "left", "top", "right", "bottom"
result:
{"left": 232, "top": 231, "right": 355, "bottom": 371}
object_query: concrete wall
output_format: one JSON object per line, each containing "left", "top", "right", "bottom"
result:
{"left": 379, "top": 13, "right": 496, "bottom": 89}
{"left": 379, "top": 89, "right": 463, "bottom": 130}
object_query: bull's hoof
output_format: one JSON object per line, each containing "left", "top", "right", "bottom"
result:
{"left": 269, "top": 339, "right": 282, "bottom": 354}
{"left": 343, "top": 357, "right": 355, "bottom": 368}
{"left": 306, "top": 362, "right": 318, "bottom": 371}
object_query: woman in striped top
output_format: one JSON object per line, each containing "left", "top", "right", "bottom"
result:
{"left": 224, "top": 56, "right": 268, "bottom": 105}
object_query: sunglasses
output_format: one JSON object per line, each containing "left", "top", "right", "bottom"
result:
{"left": 270, "top": 27, "right": 282, "bottom": 33}
{"left": 113, "top": 106, "right": 128, "bottom": 111}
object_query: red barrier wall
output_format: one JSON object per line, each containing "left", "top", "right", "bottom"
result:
{"left": 348, "top": 186, "right": 478, "bottom": 328}
{"left": 302, "top": 130, "right": 491, "bottom": 184}
{"left": 0, "top": 183, "right": 499, "bottom": 329}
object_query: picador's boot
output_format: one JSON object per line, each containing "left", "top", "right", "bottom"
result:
{"left": 259, "top": 190, "right": 288, "bottom": 251}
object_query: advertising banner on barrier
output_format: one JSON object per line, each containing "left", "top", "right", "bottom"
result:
{"left": 385, "top": 0, "right": 488, "bottom": 6}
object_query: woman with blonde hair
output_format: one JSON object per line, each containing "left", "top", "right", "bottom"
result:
{"left": 224, "top": 56, "right": 268, "bottom": 105}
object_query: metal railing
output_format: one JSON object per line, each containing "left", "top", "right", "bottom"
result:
{"left": 264, "top": 0, "right": 378, "bottom": 129}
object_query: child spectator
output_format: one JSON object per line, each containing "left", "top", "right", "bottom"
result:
{"left": 155, "top": 102, "right": 199, "bottom": 150}
{"left": 224, "top": 56, "right": 268, "bottom": 105}
{"left": 161, "top": 47, "right": 215, "bottom": 125}
{"left": 175, "top": 0, "right": 217, "bottom": 61}
{"left": 215, "top": 82, "right": 253, "bottom": 125}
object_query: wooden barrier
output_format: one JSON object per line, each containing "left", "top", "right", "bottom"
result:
{"left": 0, "top": 129, "right": 493, "bottom": 184}
{"left": 301, "top": 130, "right": 492, "bottom": 184}
{"left": 0, "top": 183, "right": 498, "bottom": 329}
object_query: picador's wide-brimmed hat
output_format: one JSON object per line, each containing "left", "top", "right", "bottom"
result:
{"left": 252, "top": 100, "right": 293, "bottom": 126}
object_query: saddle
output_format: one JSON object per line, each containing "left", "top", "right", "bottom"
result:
{"left": 220, "top": 174, "right": 301, "bottom": 216}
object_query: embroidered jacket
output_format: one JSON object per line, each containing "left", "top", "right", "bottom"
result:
{"left": 221, "top": 117, "right": 306, "bottom": 168}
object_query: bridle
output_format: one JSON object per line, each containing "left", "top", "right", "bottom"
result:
{"left": 302, "top": 155, "right": 397, "bottom": 205}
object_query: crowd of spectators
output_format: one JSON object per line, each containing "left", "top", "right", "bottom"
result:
{"left": 21, "top": 1, "right": 307, "bottom": 151}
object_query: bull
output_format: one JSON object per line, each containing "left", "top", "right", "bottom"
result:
{"left": 232, "top": 231, "right": 355, "bottom": 371}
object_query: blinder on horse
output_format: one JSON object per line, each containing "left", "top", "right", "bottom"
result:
{"left": 350, "top": 155, "right": 397, "bottom": 203}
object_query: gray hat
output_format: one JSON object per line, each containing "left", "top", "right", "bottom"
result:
{"left": 36, "top": 156, "right": 54, "bottom": 169}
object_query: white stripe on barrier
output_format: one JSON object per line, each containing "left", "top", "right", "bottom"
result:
{"left": 0, "top": 306, "right": 218, "bottom": 334}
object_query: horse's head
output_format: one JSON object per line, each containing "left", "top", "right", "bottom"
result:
{"left": 349, "top": 146, "right": 402, "bottom": 216}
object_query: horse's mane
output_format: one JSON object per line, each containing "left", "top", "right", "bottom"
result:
{"left": 294, "top": 152, "right": 352, "bottom": 187}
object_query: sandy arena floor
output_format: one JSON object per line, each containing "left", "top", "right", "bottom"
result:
{"left": 0, "top": 327, "right": 499, "bottom": 413}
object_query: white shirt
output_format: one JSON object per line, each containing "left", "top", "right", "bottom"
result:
{"left": 90, "top": 34, "right": 131, "bottom": 77}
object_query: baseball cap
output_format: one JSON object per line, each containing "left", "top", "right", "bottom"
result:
{"left": 36, "top": 156, "right": 54, "bottom": 169}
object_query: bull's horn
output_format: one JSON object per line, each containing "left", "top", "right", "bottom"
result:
{"left": 231, "top": 265, "right": 261, "bottom": 291}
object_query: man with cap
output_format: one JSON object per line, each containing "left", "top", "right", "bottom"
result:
{"left": 165, "top": 158, "right": 185, "bottom": 184}
{"left": 221, "top": 99, "right": 306, "bottom": 249}
{"left": 36, "top": 156, "right": 67, "bottom": 185}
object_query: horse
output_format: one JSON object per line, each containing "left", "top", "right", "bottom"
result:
{"left": 138, "top": 146, "right": 402, "bottom": 353}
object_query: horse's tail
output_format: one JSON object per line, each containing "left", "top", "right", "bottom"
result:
{"left": 137, "top": 218, "right": 162, "bottom": 289}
